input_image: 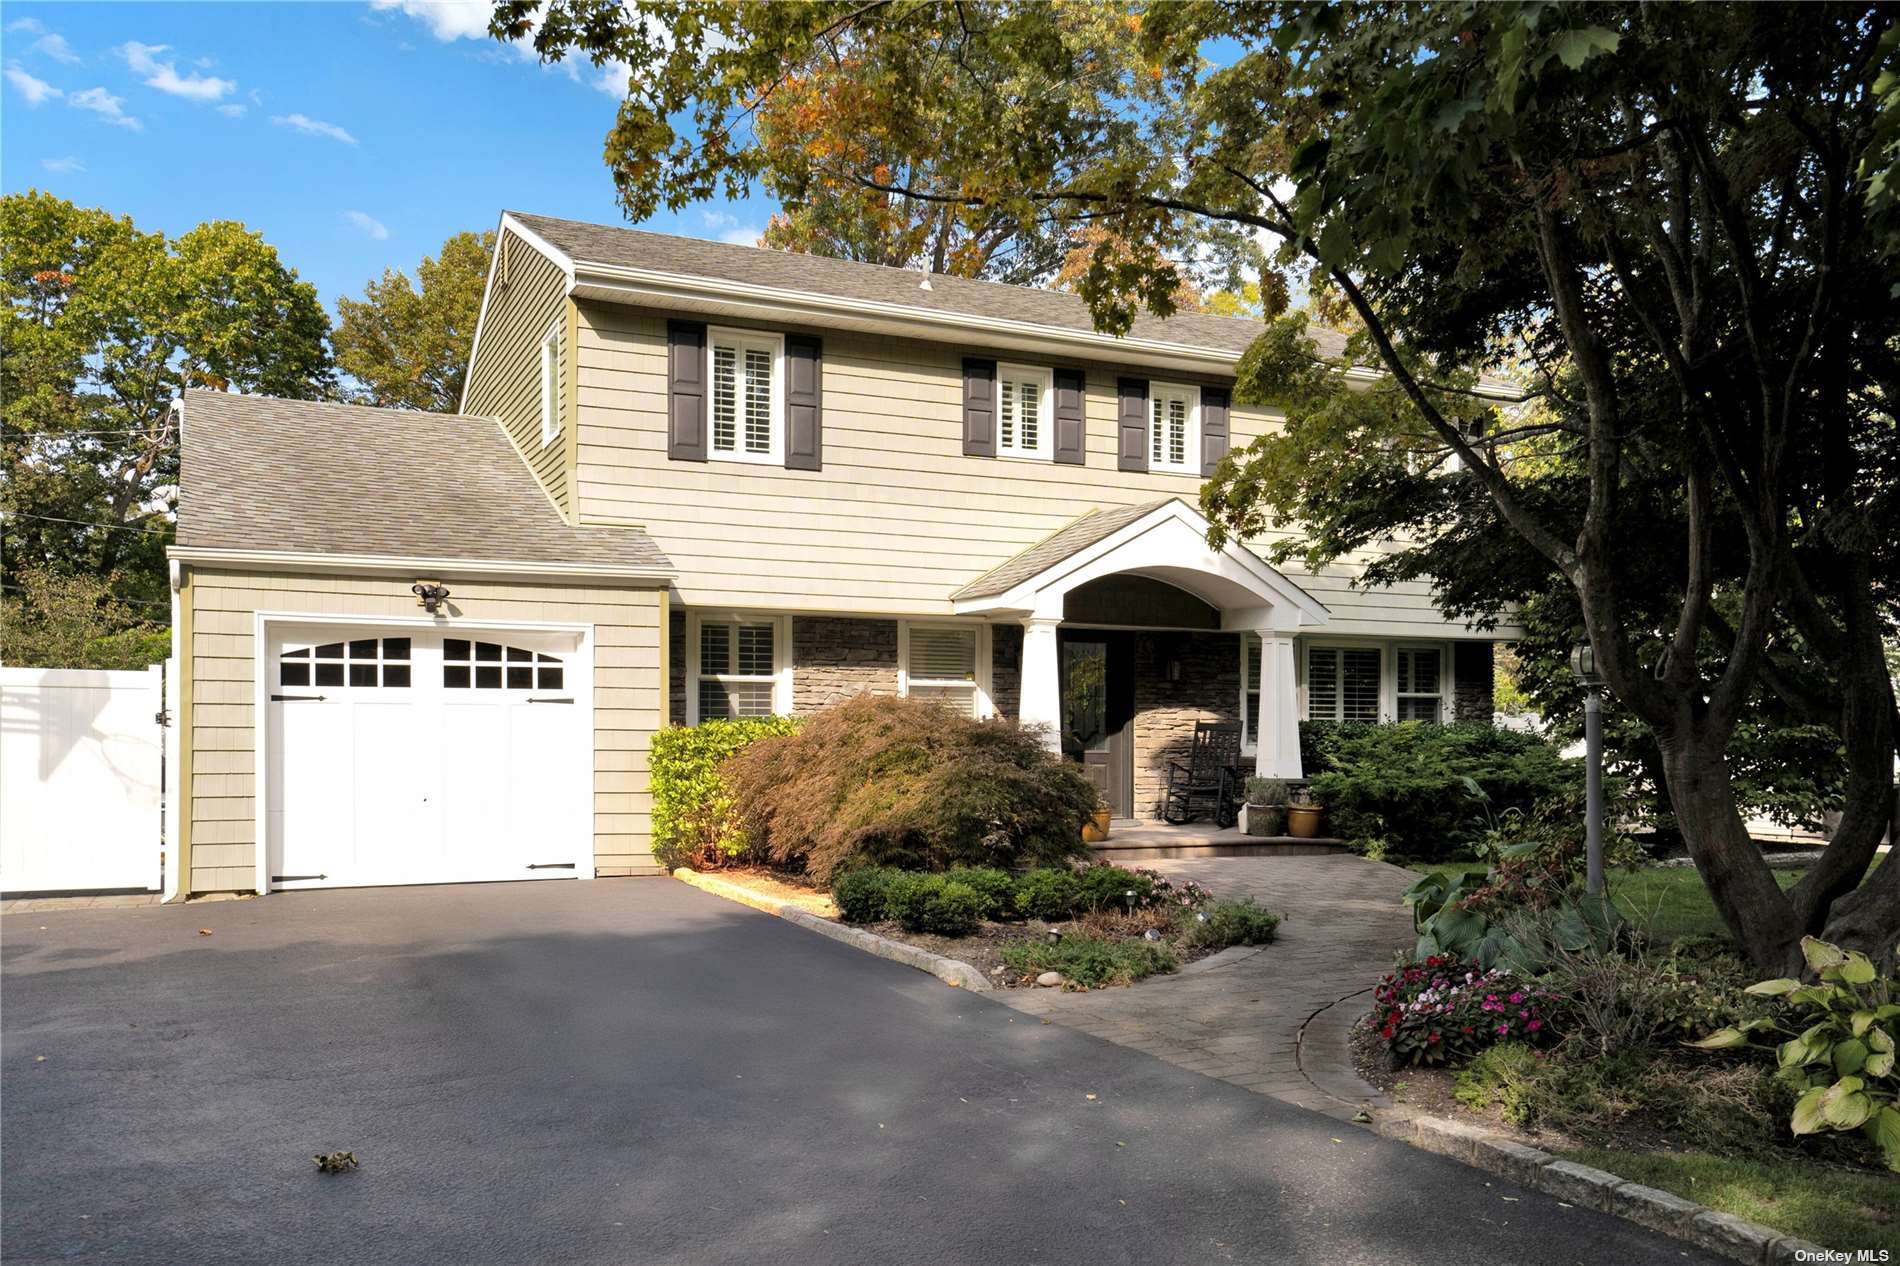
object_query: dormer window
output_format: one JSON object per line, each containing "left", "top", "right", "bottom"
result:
{"left": 1148, "top": 382, "right": 1200, "bottom": 474}
{"left": 996, "top": 364, "right": 1053, "bottom": 460}
{"left": 708, "top": 327, "right": 783, "bottom": 464}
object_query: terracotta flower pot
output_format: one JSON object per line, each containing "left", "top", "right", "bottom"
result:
{"left": 1082, "top": 807, "right": 1112, "bottom": 843}
{"left": 1285, "top": 803, "right": 1324, "bottom": 838}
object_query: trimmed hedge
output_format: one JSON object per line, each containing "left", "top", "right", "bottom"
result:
{"left": 1300, "top": 720, "right": 1577, "bottom": 862}
{"left": 650, "top": 716, "right": 803, "bottom": 872}
{"left": 833, "top": 863, "right": 1185, "bottom": 927}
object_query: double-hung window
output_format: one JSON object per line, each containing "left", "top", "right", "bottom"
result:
{"left": 1395, "top": 646, "right": 1445, "bottom": 722}
{"left": 996, "top": 364, "right": 1053, "bottom": 460}
{"left": 1242, "top": 634, "right": 1263, "bottom": 749}
{"left": 539, "top": 324, "right": 561, "bottom": 445}
{"left": 1148, "top": 382, "right": 1199, "bottom": 474}
{"left": 692, "top": 615, "right": 786, "bottom": 722}
{"left": 1305, "top": 645, "right": 1382, "bottom": 723}
{"left": 707, "top": 328, "right": 783, "bottom": 464}
{"left": 901, "top": 623, "right": 987, "bottom": 717}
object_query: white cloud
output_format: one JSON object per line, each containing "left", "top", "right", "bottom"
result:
{"left": 120, "top": 41, "right": 234, "bottom": 102}
{"left": 216, "top": 102, "right": 245, "bottom": 118}
{"left": 719, "top": 227, "right": 764, "bottom": 248}
{"left": 367, "top": 0, "right": 491, "bottom": 42}
{"left": 700, "top": 209, "right": 737, "bottom": 230}
{"left": 5, "top": 64, "right": 60, "bottom": 105}
{"left": 343, "top": 210, "right": 390, "bottom": 240}
{"left": 70, "top": 86, "right": 142, "bottom": 130}
{"left": 271, "top": 112, "right": 357, "bottom": 144}
{"left": 4, "top": 17, "right": 76, "bottom": 62}
{"left": 42, "top": 155, "right": 85, "bottom": 174}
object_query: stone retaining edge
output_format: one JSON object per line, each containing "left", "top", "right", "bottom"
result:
{"left": 672, "top": 868, "right": 991, "bottom": 992}
{"left": 1370, "top": 1105, "right": 1825, "bottom": 1265}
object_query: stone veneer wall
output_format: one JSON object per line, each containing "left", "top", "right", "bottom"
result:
{"left": 792, "top": 616, "right": 899, "bottom": 712}
{"left": 1132, "top": 631, "right": 1242, "bottom": 819}
{"left": 989, "top": 623, "right": 1023, "bottom": 720}
{"left": 1453, "top": 641, "right": 1495, "bottom": 723}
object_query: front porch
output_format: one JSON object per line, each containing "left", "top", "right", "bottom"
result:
{"left": 1087, "top": 819, "right": 1351, "bottom": 862}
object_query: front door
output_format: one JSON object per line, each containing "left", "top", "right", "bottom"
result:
{"left": 1059, "top": 631, "right": 1135, "bottom": 819}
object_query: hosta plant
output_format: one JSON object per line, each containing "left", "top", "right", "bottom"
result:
{"left": 1690, "top": 936, "right": 1900, "bottom": 1171}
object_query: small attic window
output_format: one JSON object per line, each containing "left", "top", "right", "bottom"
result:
{"left": 539, "top": 322, "right": 560, "bottom": 445}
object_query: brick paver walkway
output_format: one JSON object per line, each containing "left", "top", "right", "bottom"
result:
{"left": 997, "top": 854, "right": 1416, "bottom": 1121}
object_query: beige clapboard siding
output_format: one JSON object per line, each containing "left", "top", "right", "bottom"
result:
{"left": 572, "top": 301, "right": 1472, "bottom": 634}
{"left": 465, "top": 232, "right": 572, "bottom": 518}
{"left": 183, "top": 567, "right": 663, "bottom": 892}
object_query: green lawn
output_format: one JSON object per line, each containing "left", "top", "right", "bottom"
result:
{"left": 1560, "top": 1147, "right": 1900, "bottom": 1254}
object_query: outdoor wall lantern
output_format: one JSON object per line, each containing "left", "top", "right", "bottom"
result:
{"left": 1570, "top": 638, "right": 1606, "bottom": 895}
{"left": 412, "top": 581, "right": 451, "bottom": 615}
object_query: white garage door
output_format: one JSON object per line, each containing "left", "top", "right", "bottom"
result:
{"left": 265, "top": 624, "right": 590, "bottom": 890}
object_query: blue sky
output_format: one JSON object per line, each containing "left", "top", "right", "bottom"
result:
{"left": 1, "top": 1, "right": 777, "bottom": 314}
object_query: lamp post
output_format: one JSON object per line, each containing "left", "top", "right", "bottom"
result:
{"left": 1569, "top": 640, "right": 1605, "bottom": 896}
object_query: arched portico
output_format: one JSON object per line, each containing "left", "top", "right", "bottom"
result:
{"left": 952, "top": 499, "right": 1328, "bottom": 781}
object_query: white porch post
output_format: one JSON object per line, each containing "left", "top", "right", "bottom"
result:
{"left": 1018, "top": 617, "right": 1063, "bottom": 752}
{"left": 1254, "top": 630, "right": 1303, "bottom": 779}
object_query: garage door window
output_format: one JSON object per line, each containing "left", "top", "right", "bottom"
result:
{"left": 443, "top": 639, "right": 565, "bottom": 690}
{"left": 280, "top": 638, "right": 411, "bottom": 688}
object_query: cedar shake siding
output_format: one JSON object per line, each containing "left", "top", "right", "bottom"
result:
{"left": 571, "top": 301, "right": 1497, "bottom": 640}
{"left": 181, "top": 569, "right": 664, "bottom": 891}
{"left": 465, "top": 230, "right": 574, "bottom": 519}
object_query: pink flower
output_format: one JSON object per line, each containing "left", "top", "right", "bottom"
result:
{"left": 1496, "top": 1023, "right": 1511, "bottom": 1035}
{"left": 1526, "top": 1019, "right": 1541, "bottom": 1032}
{"left": 1509, "top": 992, "right": 1524, "bottom": 1004}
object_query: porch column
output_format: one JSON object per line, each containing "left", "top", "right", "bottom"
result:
{"left": 1254, "top": 630, "right": 1303, "bottom": 779}
{"left": 1018, "top": 617, "right": 1063, "bottom": 752}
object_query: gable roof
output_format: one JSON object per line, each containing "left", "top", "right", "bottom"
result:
{"left": 504, "top": 211, "right": 1350, "bottom": 368}
{"left": 172, "top": 391, "right": 671, "bottom": 577}
{"left": 953, "top": 500, "right": 1175, "bottom": 601}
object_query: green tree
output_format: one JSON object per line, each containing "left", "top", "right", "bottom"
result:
{"left": 0, "top": 567, "right": 170, "bottom": 670}
{"left": 1, "top": 191, "right": 333, "bottom": 605}
{"left": 334, "top": 230, "right": 494, "bottom": 411}
{"left": 504, "top": 2, "right": 1900, "bottom": 969}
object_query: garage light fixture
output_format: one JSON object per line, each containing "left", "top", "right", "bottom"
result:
{"left": 412, "top": 581, "right": 451, "bottom": 615}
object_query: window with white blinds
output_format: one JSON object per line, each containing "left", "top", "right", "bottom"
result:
{"left": 693, "top": 616, "right": 784, "bottom": 722}
{"left": 996, "top": 364, "right": 1053, "bottom": 459}
{"left": 707, "top": 329, "right": 781, "bottom": 462}
{"left": 1149, "top": 382, "right": 1199, "bottom": 473}
{"left": 1306, "top": 646, "right": 1382, "bottom": 723}
{"left": 1395, "top": 646, "right": 1444, "bottom": 723}
{"left": 902, "top": 623, "right": 983, "bottom": 717}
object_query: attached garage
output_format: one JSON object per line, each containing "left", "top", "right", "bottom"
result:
{"left": 263, "top": 621, "right": 593, "bottom": 890}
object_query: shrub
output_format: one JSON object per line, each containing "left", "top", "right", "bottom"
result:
{"left": 650, "top": 716, "right": 804, "bottom": 871}
{"left": 1453, "top": 1042, "right": 1547, "bottom": 1121}
{"left": 1367, "top": 954, "right": 1558, "bottom": 1066}
{"left": 1013, "top": 867, "right": 1082, "bottom": 920}
{"left": 1301, "top": 721, "right": 1577, "bottom": 862}
{"left": 719, "top": 695, "right": 1096, "bottom": 884}
{"left": 1074, "top": 863, "right": 1156, "bottom": 913}
{"left": 1000, "top": 932, "right": 1178, "bottom": 988}
{"left": 947, "top": 866, "right": 1017, "bottom": 920}
{"left": 886, "top": 874, "right": 985, "bottom": 936}
{"left": 832, "top": 866, "right": 903, "bottom": 924}
{"left": 1186, "top": 898, "right": 1282, "bottom": 949}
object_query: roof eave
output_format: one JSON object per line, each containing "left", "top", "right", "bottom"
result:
{"left": 168, "top": 545, "right": 674, "bottom": 585}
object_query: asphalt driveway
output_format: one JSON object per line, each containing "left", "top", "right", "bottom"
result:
{"left": 2, "top": 880, "right": 1714, "bottom": 1265}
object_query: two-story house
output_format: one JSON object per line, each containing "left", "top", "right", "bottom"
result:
{"left": 166, "top": 211, "right": 1499, "bottom": 898}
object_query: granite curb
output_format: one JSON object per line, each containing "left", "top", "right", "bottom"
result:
{"left": 1370, "top": 1105, "right": 1827, "bottom": 1264}
{"left": 672, "top": 868, "right": 991, "bottom": 991}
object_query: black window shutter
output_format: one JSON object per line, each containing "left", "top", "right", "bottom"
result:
{"left": 1117, "top": 377, "right": 1149, "bottom": 472}
{"left": 962, "top": 358, "right": 997, "bottom": 456}
{"left": 1201, "top": 384, "right": 1231, "bottom": 475}
{"left": 785, "top": 335, "right": 822, "bottom": 470}
{"left": 1053, "top": 368, "right": 1086, "bottom": 465}
{"left": 667, "top": 320, "right": 708, "bottom": 461}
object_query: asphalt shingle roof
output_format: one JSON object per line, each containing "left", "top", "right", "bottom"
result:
{"left": 511, "top": 212, "right": 1349, "bottom": 363}
{"left": 952, "top": 499, "right": 1176, "bottom": 601}
{"left": 175, "top": 391, "right": 671, "bottom": 571}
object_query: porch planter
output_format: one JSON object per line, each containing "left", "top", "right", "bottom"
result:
{"left": 1082, "top": 806, "right": 1112, "bottom": 843}
{"left": 1286, "top": 803, "right": 1324, "bottom": 838}
{"left": 1243, "top": 803, "right": 1286, "bottom": 837}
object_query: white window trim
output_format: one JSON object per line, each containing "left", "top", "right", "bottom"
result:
{"left": 538, "top": 321, "right": 561, "bottom": 446}
{"left": 897, "top": 620, "right": 994, "bottom": 718}
{"left": 994, "top": 363, "right": 1055, "bottom": 461}
{"left": 1295, "top": 638, "right": 1455, "bottom": 725}
{"left": 1147, "top": 380, "right": 1201, "bottom": 474}
{"left": 1240, "top": 632, "right": 1262, "bottom": 754}
{"left": 705, "top": 326, "right": 785, "bottom": 466}
{"left": 685, "top": 612, "right": 792, "bottom": 724}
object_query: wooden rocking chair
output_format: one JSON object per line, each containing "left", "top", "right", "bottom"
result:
{"left": 1162, "top": 722, "right": 1242, "bottom": 826}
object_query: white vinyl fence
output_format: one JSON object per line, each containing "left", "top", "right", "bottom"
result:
{"left": 1, "top": 665, "right": 165, "bottom": 896}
